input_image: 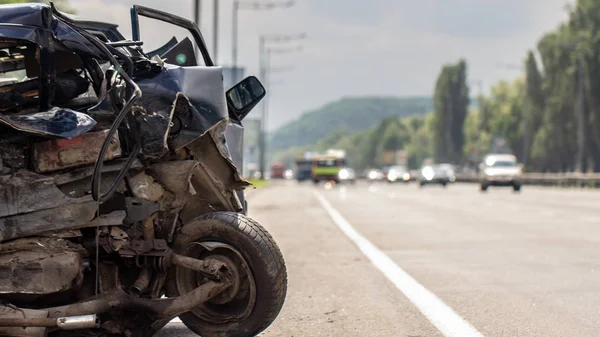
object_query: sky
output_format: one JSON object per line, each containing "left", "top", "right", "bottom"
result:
{"left": 68, "top": 0, "right": 573, "bottom": 130}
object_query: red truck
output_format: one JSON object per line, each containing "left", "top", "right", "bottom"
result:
{"left": 270, "top": 163, "right": 286, "bottom": 179}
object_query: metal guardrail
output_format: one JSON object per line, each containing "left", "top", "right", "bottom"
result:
{"left": 453, "top": 173, "right": 600, "bottom": 187}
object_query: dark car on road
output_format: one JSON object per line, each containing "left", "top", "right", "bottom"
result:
{"left": 418, "top": 164, "right": 455, "bottom": 187}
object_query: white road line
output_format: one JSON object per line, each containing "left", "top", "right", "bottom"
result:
{"left": 314, "top": 191, "right": 484, "bottom": 337}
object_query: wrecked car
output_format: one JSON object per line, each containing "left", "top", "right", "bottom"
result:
{"left": 0, "top": 3, "right": 287, "bottom": 337}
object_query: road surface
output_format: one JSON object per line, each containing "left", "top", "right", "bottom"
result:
{"left": 158, "top": 181, "right": 600, "bottom": 337}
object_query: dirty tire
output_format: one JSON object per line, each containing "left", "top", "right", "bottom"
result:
{"left": 166, "top": 212, "right": 287, "bottom": 337}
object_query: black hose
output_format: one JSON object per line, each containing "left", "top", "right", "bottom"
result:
{"left": 68, "top": 26, "right": 142, "bottom": 203}
{"left": 51, "top": 5, "right": 143, "bottom": 203}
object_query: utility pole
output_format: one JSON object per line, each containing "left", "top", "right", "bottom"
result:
{"left": 262, "top": 49, "right": 272, "bottom": 171}
{"left": 232, "top": 1, "right": 294, "bottom": 68}
{"left": 576, "top": 44, "right": 585, "bottom": 173}
{"left": 258, "top": 36, "right": 266, "bottom": 178}
{"left": 232, "top": 0, "right": 240, "bottom": 68}
{"left": 213, "top": 0, "right": 219, "bottom": 63}
{"left": 256, "top": 33, "right": 305, "bottom": 179}
{"left": 193, "top": 0, "right": 201, "bottom": 59}
{"left": 194, "top": 0, "right": 201, "bottom": 26}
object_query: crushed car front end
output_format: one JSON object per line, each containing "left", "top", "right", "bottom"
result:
{"left": 0, "top": 3, "right": 286, "bottom": 337}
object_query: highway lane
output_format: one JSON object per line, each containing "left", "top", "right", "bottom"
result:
{"left": 159, "top": 180, "right": 440, "bottom": 337}
{"left": 159, "top": 181, "right": 600, "bottom": 336}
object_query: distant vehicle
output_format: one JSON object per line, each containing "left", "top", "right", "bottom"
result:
{"left": 295, "top": 158, "right": 313, "bottom": 182}
{"left": 312, "top": 156, "right": 346, "bottom": 183}
{"left": 284, "top": 169, "right": 294, "bottom": 179}
{"left": 387, "top": 165, "right": 411, "bottom": 183}
{"left": 418, "top": 163, "right": 455, "bottom": 187}
{"left": 479, "top": 154, "right": 522, "bottom": 192}
{"left": 338, "top": 167, "right": 357, "bottom": 184}
{"left": 366, "top": 168, "right": 383, "bottom": 181}
{"left": 270, "top": 163, "right": 286, "bottom": 179}
{"left": 381, "top": 166, "right": 390, "bottom": 180}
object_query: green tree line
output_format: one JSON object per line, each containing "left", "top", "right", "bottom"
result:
{"left": 283, "top": 0, "right": 600, "bottom": 173}
{"left": 453, "top": 0, "right": 600, "bottom": 173}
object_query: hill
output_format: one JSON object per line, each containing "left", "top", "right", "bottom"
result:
{"left": 269, "top": 96, "right": 433, "bottom": 154}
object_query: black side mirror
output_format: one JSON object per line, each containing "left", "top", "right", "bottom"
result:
{"left": 226, "top": 76, "right": 266, "bottom": 121}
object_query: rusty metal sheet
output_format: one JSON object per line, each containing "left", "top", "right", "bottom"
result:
{"left": 0, "top": 201, "right": 97, "bottom": 242}
{"left": 0, "top": 170, "right": 94, "bottom": 218}
{"left": 150, "top": 160, "right": 198, "bottom": 195}
{"left": 0, "top": 242, "right": 85, "bottom": 294}
{"left": 50, "top": 158, "right": 143, "bottom": 186}
{"left": 31, "top": 129, "right": 122, "bottom": 173}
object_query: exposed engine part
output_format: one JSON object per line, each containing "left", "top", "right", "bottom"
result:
{"left": 131, "top": 268, "right": 151, "bottom": 295}
{"left": 0, "top": 131, "right": 27, "bottom": 175}
{"left": 170, "top": 253, "right": 227, "bottom": 279}
{"left": 131, "top": 215, "right": 157, "bottom": 294}
{"left": 123, "top": 197, "right": 161, "bottom": 225}
{"left": 126, "top": 170, "right": 165, "bottom": 202}
{"left": 0, "top": 306, "right": 47, "bottom": 337}
{"left": 32, "top": 129, "right": 122, "bottom": 173}
{"left": 57, "top": 315, "right": 100, "bottom": 330}
{"left": 47, "top": 279, "right": 231, "bottom": 319}
{"left": 0, "top": 314, "right": 99, "bottom": 330}
{"left": 0, "top": 238, "right": 86, "bottom": 295}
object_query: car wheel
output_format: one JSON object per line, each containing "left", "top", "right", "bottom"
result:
{"left": 167, "top": 212, "right": 287, "bottom": 337}
{"left": 513, "top": 184, "right": 521, "bottom": 192}
{"left": 480, "top": 184, "right": 488, "bottom": 192}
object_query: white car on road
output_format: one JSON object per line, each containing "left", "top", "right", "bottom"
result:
{"left": 479, "top": 154, "right": 523, "bottom": 192}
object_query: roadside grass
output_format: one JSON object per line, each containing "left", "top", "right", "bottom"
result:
{"left": 248, "top": 179, "right": 269, "bottom": 188}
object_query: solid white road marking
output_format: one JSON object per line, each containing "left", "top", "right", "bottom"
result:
{"left": 314, "top": 191, "right": 484, "bottom": 337}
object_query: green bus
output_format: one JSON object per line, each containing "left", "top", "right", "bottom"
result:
{"left": 312, "top": 156, "right": 347, "bottom": 183}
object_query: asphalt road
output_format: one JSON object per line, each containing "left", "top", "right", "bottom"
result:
{"left": 158, "top": 181, "right": 600, "bottom": 337}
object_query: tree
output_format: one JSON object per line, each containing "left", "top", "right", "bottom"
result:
{"left": 432, "top": 59, "right": 470, "bottom": 164}
{"left": 523, "top": 50, "right": 545, "bottom": 167}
